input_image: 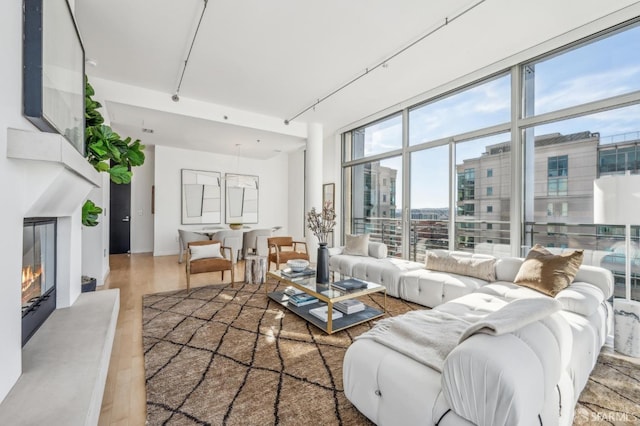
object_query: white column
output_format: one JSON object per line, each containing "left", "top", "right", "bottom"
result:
{"left": 306, "top": 123, "right": 323, "bottom": 261}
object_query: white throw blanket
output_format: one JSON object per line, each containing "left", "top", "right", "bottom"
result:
{"left": 458, "top": 297, "right": 562, "bottom": 343}
{"left": 356, "top": 310, "right": 471, "bottom": 372}
{"left": 356, "top": 297, "right": 562, "bottom": 372}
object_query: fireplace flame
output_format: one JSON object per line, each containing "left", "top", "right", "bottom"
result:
{"left": 22, "top": 265, "right": 43, "bottom": 305}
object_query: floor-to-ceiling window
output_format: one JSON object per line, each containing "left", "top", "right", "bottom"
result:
{"left": 342, "top": 19, "right": 640, "bottom": 299}
{"left": 408, "top": 73, "right": 512, "bottom": 259}
{"left": 410, "top": 146, "right": 449, "bottom": 262}
{"left": 344, "top": 114, "right": 404, "bottom": 257}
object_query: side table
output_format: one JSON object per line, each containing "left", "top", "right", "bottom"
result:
{"left": 614, "top": 298, "right": 640, "bottom": 357}
{"left": 245, "top": 255, "right": 267, "bottom": 285}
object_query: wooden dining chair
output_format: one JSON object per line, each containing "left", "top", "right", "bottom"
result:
{"left": 186, "top": 240, "right": 234, "bottom": 291}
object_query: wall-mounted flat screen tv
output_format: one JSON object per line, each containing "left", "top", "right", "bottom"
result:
{"left": 23, "top": 0, "right": 85, "bottom": 154}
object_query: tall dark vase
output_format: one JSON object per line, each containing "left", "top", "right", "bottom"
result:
{"left": 316, "top": 242, "right": 330, "bottom": 284}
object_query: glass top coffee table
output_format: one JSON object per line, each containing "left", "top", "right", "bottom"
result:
{"left": 266, "top": 270, "right": 387, "bottom": 334}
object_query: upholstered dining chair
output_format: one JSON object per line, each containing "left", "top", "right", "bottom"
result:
{"left": 267, "top": 236, "right": 309, "bottom": 270}
{"left": 178, "top": 229, "right": 210, "bottom": 263}
{"left": 243, "top": 229, "right": 272, "bottom": 258}
{"left": 186, "top": 240, "right": 234, "bottom": 291}
{"left": 210, "top": 229, "right": 243, "bottom": 263}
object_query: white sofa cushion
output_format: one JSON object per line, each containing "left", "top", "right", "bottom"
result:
{"left": 555, "top": 281, "right": 605, "bottom": 317}
{"left": 474, "top": 279, "right": 607, "bottom": 318}
{"left": 351, "top": 258, "right": 424, "bottom": 297}
{"left": 400, "top": 270, "right": 489, "bottom": 308}
{"left": 442, "top": 315, "right": 569, "bottom": 426}
{"left": 573, "top": 264, "right": 614, "bottom": 299}
{"left": 495, "top": 257, "right": 525, "bottom": 282}
{"left": 329, "top": 255, "right": 423, "bottom": 297}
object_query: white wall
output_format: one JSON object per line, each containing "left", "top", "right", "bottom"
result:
{"left": 154, "top": 145, "right": 290, "bottom": 256}
{"left": 1, "top": 1, "right": 93, "bottom": 403}
{"left": 0, "top": 0, "right": 42, "bottom": 401}
{"left": 82, "top": 173, "right": 110, "bottom": 286}
{"left": 131, "top": 146, "right": 155, "bottom": 253}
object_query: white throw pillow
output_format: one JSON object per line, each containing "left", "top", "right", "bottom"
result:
{"left": 368, "top": 242, "right": 388, "bottom": 259}
{"left": 343, "top": 234, "right": 370, "bottom": 256}
{"left": 190, "top": 243, "right": 223, "bottom": 261}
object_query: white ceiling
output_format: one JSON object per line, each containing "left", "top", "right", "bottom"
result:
{"left": 75, "top": 0, "right": 640, "bottom": 157}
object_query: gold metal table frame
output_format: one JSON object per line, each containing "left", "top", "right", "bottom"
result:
{"left": 266, "top": 270, "right": 387, "bottom": 334}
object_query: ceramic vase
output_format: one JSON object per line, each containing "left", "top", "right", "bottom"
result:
{"left": 316, "top": 242, "right": 330, "bottom": 284}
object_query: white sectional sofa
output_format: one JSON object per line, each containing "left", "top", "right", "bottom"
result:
{"left": 330, "top": 244, "right": 498, "bottom": 307}
{"left": 330, "top": 244, "right": 614, "bottom": 426}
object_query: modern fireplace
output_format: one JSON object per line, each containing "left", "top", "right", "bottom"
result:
{"left": 22, "top": 218, "right": 56, "bottom": 346}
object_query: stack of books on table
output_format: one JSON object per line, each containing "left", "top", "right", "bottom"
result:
{"left": 334, "top": 299, "right": 365, "bottom": 315}
{"left": 309, "top": 304, "right": 343, "bottom": 322}
{"left": 281, "top": 268, "right": 315, "bottom": 279}
{"left": 283, "top": 286, "right": 304, "bottom": 297}
{"left": 332, "top": 278, "right": 368, "bottom": 291}
{"left": 288, "top": 293, "right": 318, "bottom": 307}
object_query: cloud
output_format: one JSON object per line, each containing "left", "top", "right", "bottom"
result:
{"left": 408, "top": 77, "right": 510, "bottom": 144}
{"left": 535, "top": 65, "right": 640, "bottom": 114}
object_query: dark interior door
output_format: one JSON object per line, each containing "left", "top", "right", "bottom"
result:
{"left": 110, "top": 181, "right": 131, "bottom": 254}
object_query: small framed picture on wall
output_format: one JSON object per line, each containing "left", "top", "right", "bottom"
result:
{"left": 323, "top": 183, "right": 335, "bottom": 247}
{"left": 323, "top": 183, "right": 335, "bottom": 208}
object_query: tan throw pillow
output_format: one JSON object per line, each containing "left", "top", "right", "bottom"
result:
{"left": 514, "top": 244, "right": 584, "bottom": 297}
{"left": 425, "top": 251, "right": 496, "bottom": 282}
{"left": 344, "top": 234, "right": 370, "bottom": 256}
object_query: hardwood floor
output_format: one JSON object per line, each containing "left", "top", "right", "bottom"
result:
{"left": 98, "top": 253, "right": 241, "bottom": 426}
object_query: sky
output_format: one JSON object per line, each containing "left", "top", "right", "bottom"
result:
{"left": 358, "top": 23, "right": 640, "bottom": 209}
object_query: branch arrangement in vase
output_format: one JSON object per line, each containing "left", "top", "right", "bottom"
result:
{"left": 306, "top": 201, "right": 336, "bottom": 244}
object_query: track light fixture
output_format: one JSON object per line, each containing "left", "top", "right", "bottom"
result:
{"left": 282, "top": 0, "right": 486, "bottom": 125}
{"left": 172, "top": 0, "right": 208, "bottom": 103}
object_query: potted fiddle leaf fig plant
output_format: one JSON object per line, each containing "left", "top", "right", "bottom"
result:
{"left": 82, "top": 76, "right": 145, "bottom": 226}
{"left": 82, "top": 200, "right": 103, "bottom": 227}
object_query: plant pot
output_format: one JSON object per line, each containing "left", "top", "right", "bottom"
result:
{"left": 81, "top": 276, "right": 96, "bottom": 293}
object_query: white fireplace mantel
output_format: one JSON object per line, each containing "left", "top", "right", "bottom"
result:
{"left": 7, "top": 128, "right": 101, "bottom": 217}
